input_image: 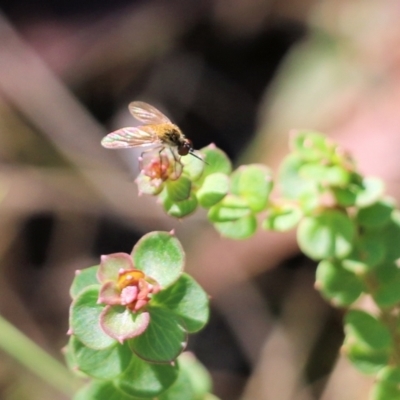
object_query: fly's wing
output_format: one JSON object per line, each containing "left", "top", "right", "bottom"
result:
{"left": 101, "top": 126, "right": 161, "bottom": 149}
{"left": 128, "top": 101, "right": 171, "bottom": 124}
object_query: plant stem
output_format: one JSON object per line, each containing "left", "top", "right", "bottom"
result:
{"left": 0, "top": 315, "right": 78, "bottom": 397}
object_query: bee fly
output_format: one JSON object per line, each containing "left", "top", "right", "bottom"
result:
{"left": 101, "top": 101, "right": 205, "bottom": 163}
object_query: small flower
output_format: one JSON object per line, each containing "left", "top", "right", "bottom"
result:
{"left": 98, "top": 253, "right": 160, "bottom": 313}
{"left": 136, "top": 149, "right": 183, "bottom": 195}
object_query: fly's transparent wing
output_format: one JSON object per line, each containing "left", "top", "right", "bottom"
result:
{"left": 128, "top": 101, "right": 171, "bottom": 124}
{"left": 101, "top": 126, "right": 161, "bottom": 149}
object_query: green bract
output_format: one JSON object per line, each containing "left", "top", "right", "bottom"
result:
{"left": 316, "top": 260, "right": 364, "bottom": 306}
{"left": 372, "top": 367, "right": 400, "bottom": 400}
{"left": 263, "top": 203, "right": 302, "bottom": 232}
{"left": 230, "top": 164, "right": 273, "bottom": 212}
{"left": 297, "top": 209, "right": 355, "bottom": 260}
{"left": 196, "top": 173, "right": 230, "bottom": 208}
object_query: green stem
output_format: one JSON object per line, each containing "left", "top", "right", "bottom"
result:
{"left": 0, "top": 314, "right": 78, "bottom": 397}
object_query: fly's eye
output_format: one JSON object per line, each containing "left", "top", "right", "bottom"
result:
{"left": 178, "top": 140, "right": 192, "bottom": 156}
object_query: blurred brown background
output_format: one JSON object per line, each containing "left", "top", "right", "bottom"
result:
{"left": 0, "top": 0, "right": 399, "bottom": 399}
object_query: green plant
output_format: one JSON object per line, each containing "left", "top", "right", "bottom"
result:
{"left": 4, "top": 129, "right": 395, "bottom": 398}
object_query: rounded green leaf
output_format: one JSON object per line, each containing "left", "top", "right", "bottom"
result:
{"left": 342, "top": 233, "right": 385, "bottom": 273}
{"left": 63, "top": 339, "right": 87, "bottom": 378}
{"left": 74, "top": 381, "right": 143, "bottom": 400}
{"left": 152, "top": 273, "right": 209, "bottom": 333}
{"left": 196, "top": 173, "right": 229, "bottom": 208}
{"left": 115, "top": 353, "right": 179, "bottom": 398}
{"left": 297, "top": 209, "right": 355, "bottom": 260}
{"left": 178, "top": 352, "right": 212, "bottom": 398}
{"left": 262, "top": 204, "right": 302, "bottom": 232}
{"left": 378, "top": 211, "right": 400, "bottom": 262}
{"left": 316, "top": 260, "right": 364, "bottom": 306}
{"left": 355, "top": 177, "right": 384, "bottom": 207}
{"left": 158, "top": 362, "right": 195, "bottom": 400}
{"left": 299, "top": 163, "right": 350, "bottom": 187}
{"left": 69, "top": 336, "right": 131, "bottom": 379}
{"left": 356, "top": 199, "right": 394, "bottom": 228}
{"left": 372, "top": 380, "right": 400, "bottom": 400}
{"left": 214, "top": 215, "right": 257, "bottom": 239}
{"left": 70, "top": 265, "right": 99, "bottom": 299}
{"left": 69, "top": 286, "right": 116, "bottom": 350}
{"left": 372, "top": 263, "right": 400, "bottom": 307}
{"left": 181, "top": 152, "right": 205, "bottom": 181}
{"left": 278, "top": 153, "right": 318, "bottom": 199}
{"left": 162, "top": 192, "right": 198, "bottom": 218}
{"left": 230, "top": 164, "right": 273, "bottom": 212}
{"left": 198, "top": 146, "right": 232, "bottom": 181}
{"left": 290, "top": 130, "right": 334, "bottom": 161}
{"left": 373, "top": 367, "right": 400, "bottom": 400}
{"left": 100, "top": 306, "right": 150, "bottom": 343}
{"left": 344, "top": 339, "right": 390, "bottom": 375}
{"left": 378, "top": 366, "right": 400, "bottom": 383}
{"left": 132, "top": 231, "right": 184, "bottom": 288}
{"left": 208, "top": 195, "right": 251, "bottom": 222}
{"left": 130, "top": 306, "right": 187, "bottom": 363}
{"left": 166, "top": 176, "right": 192, "bottom": 202}
{"left": 332, "top": 186, "right": 357, "bottom": 207}
{"left": 344, "top": 310, "right": 392, "bottom": 350}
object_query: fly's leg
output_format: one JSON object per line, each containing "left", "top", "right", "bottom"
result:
{"left": 167, "top": 147, "right": 183, "bottom": 180}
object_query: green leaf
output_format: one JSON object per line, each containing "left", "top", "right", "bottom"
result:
{"left": 290, "top": 130, "right": 335, "bottom": 161}
{"left": 356, "top": 199, "right": 394, "bottom": 228}
{"left": 70, "top": 265, "right": 99, "bottom": 299}
{"left": 178, "top": 352, "right": 212, "bottom": 398}
{"left": 162, "top": 192, "right": 198, "bottom": 218}
{"left": 344, "top": 310, "right": 392, "bottom": 350}
{"left": 152, "top": 273, "right": 209, "bottom": 333}
{"left": 278, "top": 153, "right": 318, "bottom": 199}
{"left": 181, "top": 152, "right": 205, "bottom": 181}
{"left": 74, "top": 381, "right": 143, "bottom": 400}
{"left": 262, "top": 204, "right": 302, "bottom": 232}
{"left": 372, "top": 263, "right": 400, "bottom": 308}
{"left": 342, "top": 233, "right": 385, "bottom": 273}
{"left": 230, "top": 164, "right": 273, "bottom": 212}
{"left": 132, "top": 231, "right": 184, "bottom": 289}
{"left": 69, "top": 286, "right": 116, "bottom": 350}
{"left": 297, "top": 209, "right": 355, "bottom": 260}
{"left": 69, "top": 336, "right": 131, "bottom": 379}
{"left": 299, "top": 163, "right": 350, "bottom": 187}
{"left": 355, "top": 177, "right": 385, "bottom": 207}
{"left": 344, "top": 339, "right": 389, "bottom": 375}
{"left": 198, "top": 145, "right": 232, "bottom": 182}
{"left": 100, "top": 306, "right": 150, "bottom": 343}
{"left": 196, "top": 173, "right": 229, "bottom": 208}
{"left": 332, "top": 186, "right": 357, "bottom": 207}
{"left": 214, "top": 215, "right": 257, "bottom": 239}
{"left": 63, "top": 339, "right": 87, "bottom": 378}
{"left": 114, "top": 353, "right": 179, "bottom": 398}
{"left": 316, "top": 260, "right": 364, "bottom": 306}
{"left": 372, "top": 367, "right": 400, "bottom": 400}
{"left": 158, "top": 362, "right": 195, "bottom": 400}
{"left": 130, "top": 306, "right": 187, "bottom": 363}
{"left": 166, "top": 175, "right": 192, "bottom": 202}
{"left": 208, "top": 195, "right": 251, "bottom": 222}
{"left": 378, "top": 211, "right": 400, "bottom": 263}
{"left": 372, "top": 381, "right": 400, "bottom": 400}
